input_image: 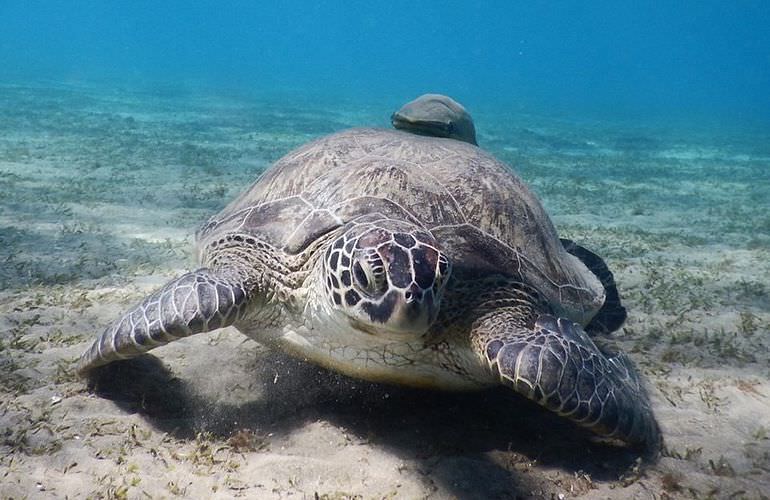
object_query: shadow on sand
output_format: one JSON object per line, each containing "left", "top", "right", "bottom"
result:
{"left": 87, "top": 352, "right": 651, "bottom": 499}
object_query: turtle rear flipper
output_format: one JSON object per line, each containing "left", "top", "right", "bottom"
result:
{"left": 473, "top": 312, "right": 659, "bottom": 450}
{"left": 561, "top": 238, "right": 627, "bottom": 334}
{"left": 77, "top": 269, "right": 249, "bottom": 375}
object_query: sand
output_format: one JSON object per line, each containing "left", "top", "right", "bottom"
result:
{"left": 1, "top": 82, "right": 769, "bottom": 499}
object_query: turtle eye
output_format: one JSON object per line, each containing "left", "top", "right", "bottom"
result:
{"left": 353, "top": 251, "right": 387, "bottom": 296}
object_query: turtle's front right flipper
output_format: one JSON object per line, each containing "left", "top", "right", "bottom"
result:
{"left": 77, "top": 269, "right": 249, "bottom": 375}
{"left": 472, "top": 312, "right": 660, "bottom": 451}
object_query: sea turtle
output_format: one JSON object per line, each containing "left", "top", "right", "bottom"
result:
{"left": 392, "top": 93, "right": 478, "bottom": 145}
{"left": 77, "top": 97, "right": 658, "bottom": 449}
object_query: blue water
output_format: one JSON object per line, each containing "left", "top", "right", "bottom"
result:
{"left": 2, "top": 1, "right": 769, "bottom": 130}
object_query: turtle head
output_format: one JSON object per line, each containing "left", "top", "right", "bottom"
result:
{"left": 322, "top": 222, "right": 451, "bottom": 337}
{"left": 391, "top": 93, "right": 478, "bottom": 146}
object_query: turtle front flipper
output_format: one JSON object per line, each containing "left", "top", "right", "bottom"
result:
{"left": 77, "top": 269, "right": 249, "bottom": 375}
{"left": 472, "top": 312, "right": 659, "bottom": 450}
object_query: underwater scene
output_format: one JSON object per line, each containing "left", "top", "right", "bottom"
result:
{"left": 1, "top": 2, "right": 769, "bottom": 499}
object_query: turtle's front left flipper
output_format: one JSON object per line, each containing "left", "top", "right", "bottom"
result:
{"left": 77, "top": 269, "right": 249, "bottom": 375}
{"left": 472, "top": 312, "right": 659, "bottom": 450}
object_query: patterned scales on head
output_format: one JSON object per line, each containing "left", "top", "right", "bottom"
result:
{"left": 77, "top": 95, "right": 659, "bottom": 452}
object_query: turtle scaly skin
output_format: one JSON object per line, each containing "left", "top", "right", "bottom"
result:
{"left": 78, "top": 270, "right": 250, "bottom": 370}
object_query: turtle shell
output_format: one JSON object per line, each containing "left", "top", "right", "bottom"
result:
{"left": 197, "top": 128, "right": 605, "bottom": 323}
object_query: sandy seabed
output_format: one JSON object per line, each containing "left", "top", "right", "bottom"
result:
{"left": 1, "top": 82, "right": 769, "bottom": 499}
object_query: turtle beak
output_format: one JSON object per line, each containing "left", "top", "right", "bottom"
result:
{"left": 352, "top": 285, "right": 437, "bottom": 338}
{"left": 388, "top": 284, "right": 438, "bottom": 335}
